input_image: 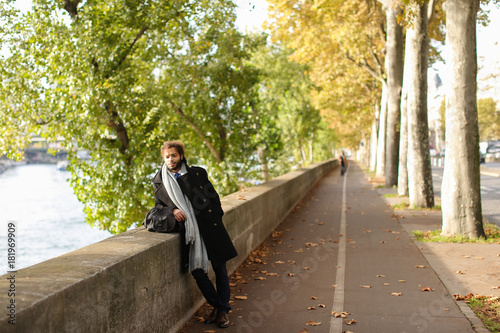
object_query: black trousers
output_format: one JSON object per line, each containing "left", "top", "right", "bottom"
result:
{"left": 191, "top": 262, "right": 231, "bottom": 313}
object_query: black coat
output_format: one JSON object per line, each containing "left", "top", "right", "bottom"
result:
{"left": 152, "top": 165, "right": 238, "bottom": 267}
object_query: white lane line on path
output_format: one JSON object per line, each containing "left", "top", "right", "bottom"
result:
{"left": 329, "top": 171, "right": 348, "bottom": 333}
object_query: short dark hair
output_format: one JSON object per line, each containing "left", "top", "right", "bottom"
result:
{"left": 161, "top": 140, "right": 185, "bottom": 159}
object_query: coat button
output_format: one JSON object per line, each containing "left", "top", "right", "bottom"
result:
{"left": 208, "top": 209, "right": 212, "bottom": 213}
{"left": 214, "top": 223, "right": 218, "bottom": 227}
{"left": 200, "top": 186, "right": 203, "bottom": 189}
{"left": 203, "top": 199, "right": 206, "bottom": 202}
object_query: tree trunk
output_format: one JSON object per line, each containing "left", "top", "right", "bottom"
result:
{"left": 397, "top": 77, "right": 409, "bottom": 197}
{"left": 376, "top": 81, "right": 388, "bottom": 177}
{"left": 405, "top": 1, "right": 434, "bottom": 208}
{"left": 441, "top": 0, "right": 485, "bottom": 237}
{"left": 298, "top": 137, "right": 306, "bottom": 166}
{"left": 385, "top": 3, "right": 404, "bottom": 186}
{"left": 309, "top": 133, "right": 314, "bottom": 165}
{"left": 257, "top": 146, "right": 270, "bottom": 181}
{"left": 369, "top": 106, "right": 379, "bottom": 172}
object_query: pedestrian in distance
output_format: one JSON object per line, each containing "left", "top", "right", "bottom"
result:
{"left": 152, "top": 140, "right": 238, "bottom": 328}
{"left": 339, "top": 151, "right": 347, "bottom": 176}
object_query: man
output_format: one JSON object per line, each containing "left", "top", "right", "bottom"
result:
{"left": 152, "top": 140, "right": 238, "bottom": 328}
{"left": 339, "top": 151, "right": 347, "bottom": 176}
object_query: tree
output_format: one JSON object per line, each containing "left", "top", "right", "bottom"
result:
{"left": 441, "top": 0, "right": 485, "bottom": 238}
{"left": 0, "top": 0, "right": 261, "bottom": 233}
{"left": 401, "top": 0, "right": 435, "bottom": 208}
{"left": 381, "top": 1, "right": 404, "bottom": 186}
{"left": 265, "top": 0, "right": 383, "bottom": 154}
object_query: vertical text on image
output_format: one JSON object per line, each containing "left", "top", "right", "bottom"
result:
{"left": 6, "top": 222, "right": 16, "bottom": 325}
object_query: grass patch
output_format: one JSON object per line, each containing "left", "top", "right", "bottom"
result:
{"left": 461, "top": 295, "right": 500, "bottom": 332}
{"left": 392, "top": 202, "right": 441, "bottom": 211}
{"left": 383, "top": 193, "right": 399, "bottom": 198}
{"left": 413, "top": 224, "right": 500, "bottom": 244}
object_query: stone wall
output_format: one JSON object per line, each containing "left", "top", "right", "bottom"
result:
{"left": 0, "top": 159, "right": 337, "bottom": 333}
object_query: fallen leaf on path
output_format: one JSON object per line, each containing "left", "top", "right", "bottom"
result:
{"left": 492, "top": 286, "right": 500, "bottom": 290}
{"left": 331, "top": 284, "right": 338, "bottom": 287}
{"left": 419, "top": 285, "right": 434, "bottom": 292}
{"left": 311, "top": 296, "right": 319, "bottom": 300}
{"left": 360, "top": 285, "right": 371, "bottom": 288}
{"left": 454, "top": 293, "right": 475, "bottom": 301}
{"left": 288, "top": 273, "right": 295, "bottom": 277}
{"left": 444, "top": 308, "right": 449, "bottom": 311}
{"left": 386, "top": 229, "right": 392, "bottom": 232}
{"left": 307, "top": 306, "right": 316, "bottom": 310}
{"left": 391, "top": 292, "right": 402, "bottom": 296}
{"left": 331, "top": 311, "right": 349, "bottom": 318}
{"left": 462, "top": 255, "right": 471, "bottom": 259}
{"left": 345, "top": 319, "right": 357, "bottom": 325}
{"left": 306, "top": 320, "right": 322, "bottom": 326}
{"left": 234, "top": 296, "right": 248, "bottom": 300}
{"left": 380, "top": 241, "right": 386, "bottom": 244}
{"left": 384, "top": 283, "right": 390, "bottom": 286}
{"left": 399, "top": 280, "right": 406, "bottom": 283}
{"left": 318, "top": 304, "right": 326, "bottom": 308}
{"left": 476, "top": 257, "right": 484, "bottom": 260}
{"left": 415, "top": 265, "right": 426, "bottom": 268}
{"left": 204, "top": 330, "right": 217, "bottom": 333}
{"left": 456, "top": 270, "right": 464, "bottom": 275}
{"left": 275, "top": 261, "right": 285, "bottom": 264}
{"left": 254, "top": 277, "right": 266, "bottom": 280}
{"left": 376, "top": 274, "right": 386, "bottom": 278}
{"left": 298, "top": 329, "right": 309, "bottom": 333}
{"left": 294, "top": 248, "right": 304, "bottom": 253}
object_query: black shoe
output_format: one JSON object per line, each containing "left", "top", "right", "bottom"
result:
{"left": 205, "top": 308, "right": 218, "bottom": 324}
{"left": 217, "top": 311, "right": 230, "bottom": 328}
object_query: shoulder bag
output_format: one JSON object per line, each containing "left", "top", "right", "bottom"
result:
{"left": 143, "top": 204, "right": 180, "bottom": 233}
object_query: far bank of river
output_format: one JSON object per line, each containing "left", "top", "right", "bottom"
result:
{"left": 0, "top": 164, "right": 111, "bottom": 275}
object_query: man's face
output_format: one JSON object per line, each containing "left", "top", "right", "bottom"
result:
{"left": 163, "top": 147, "right": 183, "bottom": 172}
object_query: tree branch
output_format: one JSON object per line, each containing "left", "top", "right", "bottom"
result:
{"left": 104, "top": 101, "right": 130, "bottom": 155}
{"left": 427, "top": 0, "right": 437, "bottom": 23}
{"left": 63, "top": 0, "right": 81, "bottom": 22}
{"left": 107, "top": 26, "right": 149, "bottom": 78}
{"left": 344, "top": 52, "right": 385, "bottom": 84}
{"left": 168, "top": 101, "right": 223, "bottom": 163}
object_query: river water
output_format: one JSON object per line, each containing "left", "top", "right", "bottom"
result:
{"left": 0, "top": 164, "right": 111, "bottom": 275}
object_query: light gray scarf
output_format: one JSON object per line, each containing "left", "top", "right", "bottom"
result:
{"left": 161, "top": 163, "right": 209, "bottom": 273}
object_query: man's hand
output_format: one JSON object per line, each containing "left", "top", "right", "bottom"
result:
{"left": 173, "top": 208, "right": 187, "bottom": 222}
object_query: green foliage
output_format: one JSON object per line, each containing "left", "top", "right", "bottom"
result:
{"left": 0, "top": 0, "right": 336, "bottom": 234}
{"left": 0, "top": 0, "right": 260, "bottom": 233}
{"left": 249, "top": 42, "right": 334, "bottom": 170}
{"left": 477, "top": 97, "right": 500, "bottom": 141}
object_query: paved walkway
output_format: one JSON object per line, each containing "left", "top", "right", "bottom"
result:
{"left": 180, "top": 162, "right": 499, "bottom": 333}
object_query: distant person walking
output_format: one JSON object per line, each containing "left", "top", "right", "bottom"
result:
{"left": 152, "top": 140, "right": 238, "bottom": 328}
{"left": 339, "top": 151, "right": 347, "bottom": 176}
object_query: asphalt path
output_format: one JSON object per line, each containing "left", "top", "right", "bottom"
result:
{"left": 180, "top": 163, "right": 476, "bottom": 333}
{"left": 432, "top": 162, "right": 500, "bottom": 227}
